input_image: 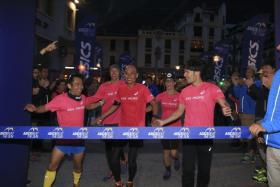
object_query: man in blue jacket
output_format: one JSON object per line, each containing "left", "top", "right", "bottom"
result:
{"left": 233, "top": 67, "right": 261, "bottom": 163}
{"left": 250, "top": 69, "right": 280, "bottom": 187}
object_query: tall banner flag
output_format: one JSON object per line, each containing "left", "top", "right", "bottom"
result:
{"left": 119, "top": 52, "right": 133, "bottom": 80}
{"left": 213, "top": 41, "right": 231, "bottom": 82}
{"left": 95, "top": 43, "right": 103, "bottom": 67}
{"left": 275, "top": 0, "right": 280, "bottom": 70}
{"left": 75, "top": 16, "right": 96, "bottom": 79}
{"left": 241, "top": 15, "right": 269, "bottom": 75}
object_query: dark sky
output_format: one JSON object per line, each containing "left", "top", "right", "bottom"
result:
{"left": 78, "top": 0, "right": 274, "bottom": 34}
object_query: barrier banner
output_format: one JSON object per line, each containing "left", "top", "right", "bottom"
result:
{"left": 0, "top": 126, "right": 251, "bottom": 140}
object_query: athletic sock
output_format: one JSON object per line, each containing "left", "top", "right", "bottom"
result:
{"left": 73, "top": 171, "right": 82, "bottom": 186}
{"left": 43, "top": 170, "right": 56, "bottom": 187}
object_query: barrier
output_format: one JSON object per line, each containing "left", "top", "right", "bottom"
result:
{"left": 0, "top": 126, "right": 251, "bottom": 140}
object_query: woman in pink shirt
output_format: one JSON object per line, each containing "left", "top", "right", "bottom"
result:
{"left": 155, "top": 72, "right": 182, "bottom": 180}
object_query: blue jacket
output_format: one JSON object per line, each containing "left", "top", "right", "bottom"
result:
{"left": 233, "top": 82, "right": 260, "bottom": 114}
{"left": 262, "top": 70, "right": 280, "bottom": 149}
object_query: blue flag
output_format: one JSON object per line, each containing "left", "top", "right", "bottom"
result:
{"left": 119, "top": 52, "right": 133, "bottom": 80}
{"left": 94, "top": 43, "right": 103, "bottom": 67}
{"left": 75, "top": 16, "right": 96, "bottom": 79}
{"left": 241, "top": 15, "right": 269, "bottom": 75}
{"left": 213, "top": 41, "right": 231, "bottom": 82}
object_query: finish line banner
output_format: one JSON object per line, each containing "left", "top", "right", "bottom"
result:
{"left": 0, "top": 126, "right": 251, "bottom": 140}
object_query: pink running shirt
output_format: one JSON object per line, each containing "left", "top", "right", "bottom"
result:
{"left": 93, "top": 80, "right": 123, "bottom": 125}
{"left": 179, "top": 82, "right": 225, "bottom": 126}
{"left": 116, "top": 83, "right": 154, "bottom": 127}
{"left": 156, "top": 91, "right": 181, "bottom": 126}
{"left": 45, "top": 93, "right": 97, "bottom": 127}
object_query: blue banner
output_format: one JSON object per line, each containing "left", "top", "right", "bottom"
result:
{"left": 94, "top": 43, "right": 103, "bottom": 67}
{"left": 200, "top": 51, "right": 213, "bottom": 62}
{"left": 75, "top": 16, "right": 96, "bottom": 79}
{"left": 213, "top": 41, "right": 231, "bottom": 82}
{"left": 0, "top": 126, "right": 251, "bottom": 140}
{"left": 119, "top": 52, "right": 133, "bottom": 80}
{"left": 241, "top": 15, "right": 269, "bottom": 75}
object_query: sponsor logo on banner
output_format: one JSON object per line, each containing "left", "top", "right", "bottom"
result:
{"left": 148, "top": 128, "right": 165, "bottom": 139}
{"left": 173, "top": 127, "right": 190, "bottom": 139}
{"left": 97, "top": 127, "right": 114, "bottom": 139}
{"left": 122, "top": 128, "right": 139, "bottom": 139}
{"left": 225, "top": 127, "right": 242, "bottom": 138}
{"left": 23, "top": 127, "right": 39, "bottom": 139}
{"left": 199, "top": 128, "right": 216, "bottom": 139}
{"left": 73, "top": 127, "right": 88, "bottom": 139}
{"left": 78, "top": 22, "right": 95, "bottom": 37}
{"left": 246, "top": 22, "right": 267, "bottom": 36}
{"left": 48, "top": 127, "right": 64, "bottom": 139}
{"left": 0, "top": 127, "right": 14, "bottom": 139}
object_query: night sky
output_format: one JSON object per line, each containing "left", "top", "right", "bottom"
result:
{"left": 77, "top": 0, "right": 274, "bottom": 34}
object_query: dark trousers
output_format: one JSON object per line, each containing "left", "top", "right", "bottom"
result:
{"left": 110, "top": 140, "right": 143, "bottom": 182}
{"left": 104, "top": 140, "right": 126, "bottom": 172}
{"left": 182, "top": 140, "right": 213, "bottom": 187}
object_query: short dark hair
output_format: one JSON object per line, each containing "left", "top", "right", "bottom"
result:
{"left": 109, "top": 64, "right": 120, "bottom": 71}
{"left": 185, "top": 58, "right": 204, "bottom": 72}
{"left": 67, "top": 73, "right": 84, "bottom": 84}
{"left": 262, "top": 61, "right": 276, "bottom": 69}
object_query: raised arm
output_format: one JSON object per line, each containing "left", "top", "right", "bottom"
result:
{"left": 24, "top": 104, "right": 49, "bottom": 113}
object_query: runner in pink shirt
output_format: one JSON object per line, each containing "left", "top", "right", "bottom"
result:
{"left": 90, "top": 64, "right": 127, "bottom": 182}
{"left": 25, "top": 73, "right": 102, "bottom": 187}
{"left": 155, "top": 59, "right": 232, "bottom": 187}
{"left": 95, "top": 64, "right": 157, "bottom": 187}
{"left": 155, "top": 72, "right": 181, "bottom": 180}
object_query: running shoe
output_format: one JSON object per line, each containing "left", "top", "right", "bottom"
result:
{"left": 173, "top": 158, "right": 180, "bottom": 171}
{"left": 126, "top": 181, "right": 134, "bottom": 187}
{"left": 114, "top": 181, "right": 124, "bottom": 187}
{"left": 252, "top": 173, "right": 268, "bottom": 184}
{"left": 163, "top": 170, "right": 171, "bottom": 180}
{"left": 241, "top": 153, "right": 255, "bottom": 164}
{"left": 102, "top": 171, "right": 113, "bottom": 182}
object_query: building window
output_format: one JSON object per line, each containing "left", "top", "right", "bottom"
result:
{"left": 209, "top": 28, "right": 214, "bottom": 37}
{"left": 208, "top": 41, "right": 214, "bottom": 50}
{"left": 109, "top": 56, "right": 115, "bottom": 65}
{"left": 165, "top": 39, "right": 171, "bottom": 49}
{"left": 179, "top": 55, "right": 184, "bottom": 66}
{"left": 191, "top": 39, "right": 204, "bottom": 52}
{"left": 110, "top": 40, "right": 116, "bottom": 51}
{"left": 124, "top": 40, "right": 130, "bottom": 52}
{"left": 210, "top": 14, "right": 215, "bottom": 22}
{"left": 194, "top": 13, "right": 202, "bottom": 22}
{"left": 179, "top": 40, "right": 185, "bottom": 50}
{"left": 145, "top": 38, "right": 152, "bottom": 48}
{"left": 36, "top": 0, "right": 53, "bottom": 16}
{"left": 193, "top": 26, "right": 202, "bottom": 37}
{"left": 164, "top": 55, "right": 171, "bottom": 67}
{"left": 145, "top": 54, "right": 152, "bottom": 66}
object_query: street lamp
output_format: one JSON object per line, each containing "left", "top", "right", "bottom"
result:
{"left": 213, "top": 55, "right": 222, "bottom": 64}
{"left": 175, "top": 65, "right": 180, "bottom": 70}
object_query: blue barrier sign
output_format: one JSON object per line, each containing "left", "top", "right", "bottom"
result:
{"left": 0, "top": 126, "right": 251, "bottom": 140}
